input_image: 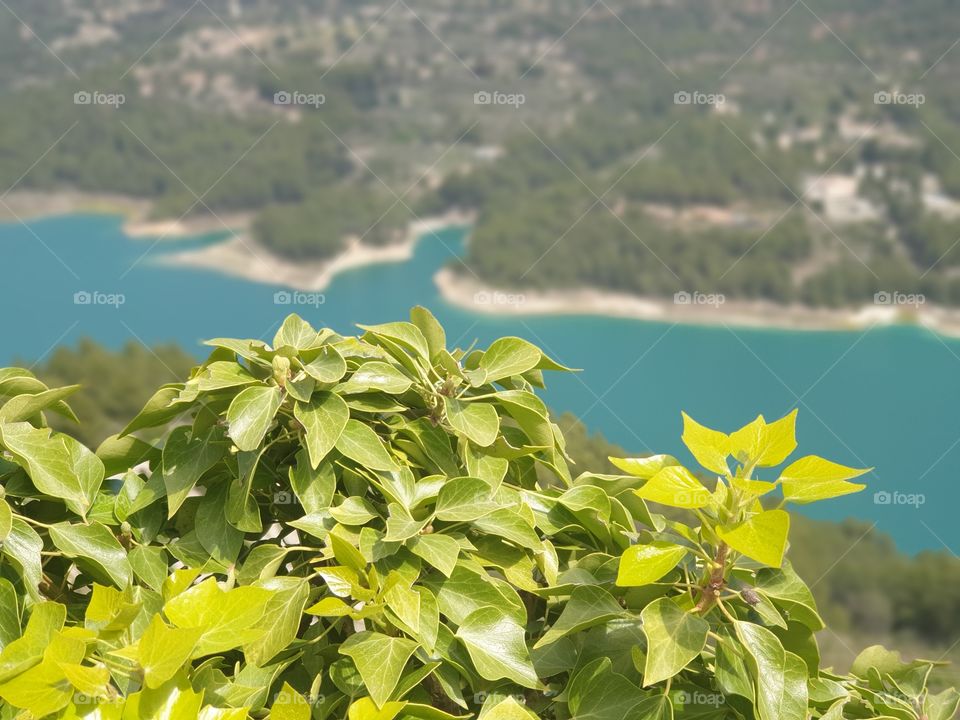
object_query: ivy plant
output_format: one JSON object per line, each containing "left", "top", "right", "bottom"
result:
{"left": 0, "top": 309, "right": 955, "bottom": 719}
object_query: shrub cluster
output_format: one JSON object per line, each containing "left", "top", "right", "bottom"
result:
{"left": 0, "top": 309, "right": 955, "bottom": 719}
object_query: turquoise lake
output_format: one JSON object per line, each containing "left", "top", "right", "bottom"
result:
{"left": 1, "top": 213, "right": 957, "bottom": 554}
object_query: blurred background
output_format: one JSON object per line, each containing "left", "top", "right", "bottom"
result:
{"left": 1, "top": 0, "right": 959, "bottom": 681}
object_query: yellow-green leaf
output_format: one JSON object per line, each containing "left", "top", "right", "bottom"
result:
{"left": 681, "top": 412, "right": 730, "bottom": 476}
{"left": 718, "top": 510, "right": 790, "bottom": 568}
{"left": 616, "top": 542, "right": 688, "bottom": 587}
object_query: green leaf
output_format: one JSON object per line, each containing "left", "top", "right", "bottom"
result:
{"left": 295, "top": 392, "right": 350, "bottom": 468}
{"left": 0, "top": 499, "right": 11, "bottom": 542}
{"left": 456, "top": 606, "right": 538, "bottom": 688}
{"left": 728, "top": 410, "right": 797, "bottom": 467}
{"left": 163, "top": 579, "right": 273, "bottom": 656}
{"left": 336, "top": 419, "right": 400, "bottom": 471}
{"left": 303, "top": 345, "right": 348, "bottom": 383}
{"left": 633, "top": 465, "right": 711, "bottom": 509}
{"left": 273, "top": 314, "right": 319, "bottom": 350}
{"left": 616, "top": 542, "right": 688, "bottom": 587}
{"left": 681, "top": 412, "right": 730, "bottom": 476}
{"left": 717, "top": 509, "right": 790, "bottom": 568}
{"left": 138, "top": 615, "right": 202, "bottom": 688}
{"left": 410, "top": 306, "right": 446, "bottom": 359}
{"left": 734, "top": 620, "right": 808, "bottom": 720}
{"left": 357, "top": 322, "right": 430, "bottom": 360}
{"left": 408, "top": 534, "right": 461, "bottom": 577}
{"left": 640, "top": 596, "right": 709, "bottom": 685}
{"left": 339, "top": 361, "right": 413, "bottom": 395}
{"left": 434, "top": 476, "right": 499, "bottom": 521}
{"left": 443, "top": 398, "right": 499, "bottom": 447}
{"left": 567, "top": 657, "right": 653, "bottom": 720}
{"left": 0, "top": 385, "right": 80, "bottom": 424}
{"left": 0, "top": 602, "right": 65, "bottom": 683}
{"left": 608, "top": 454, "right": 680, "bottom": 479}
{"left": 244, "top": 577, "right": 310, "bottom": 666}
{"left": 472, "top": 509, "right": 541, "bottom": 551}
{"left": 48, "top": 521, "right": 132, "bottom": 588}
{"left": 1, "top": 519, "right": 43, "bottom": 601}
{"left": 340, "top": 632, "right": 419, "bottom": 707}
{"left": 468, "top": 338, "right": 543, "bottom": 386}
{"left": 162, "top": 426, "right": 225, "bottom": 517}
{"left": 226, "top": 385, "right": 282, "bottom": 452}
{"left": 778, "top": 456, "right": 870, "bottom": 504}
{"left": 96, "top": 433, "right": 159, "bottom": 477}
{"left": 129, "top": 546, "right": 169, "bottom": 591}
{"left": 534, "top": 586, "right": 624, "bottom": 649}
{"left": 0, "top": 580, "right": 19, "bottom": 651}
{"left": 0, "top": 422, "right": 103, "bottom": 517}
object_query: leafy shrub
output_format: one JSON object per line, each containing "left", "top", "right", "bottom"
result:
{"left": 0, "top": 309, "right": 955, "bottom": 719}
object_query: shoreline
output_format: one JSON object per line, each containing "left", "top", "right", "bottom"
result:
{"left": 155, "top": 210, "right": 475, "bottom": 292}
{"left": 6, "top": 190, "right": 960, "bottom": 338}
{"left": 434, "top": 267, "right": 960, "bottom": 339}
{"left": 0, "top": 190, "right": 252, "bottom": 239}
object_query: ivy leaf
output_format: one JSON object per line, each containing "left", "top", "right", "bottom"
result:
{"left": 0, "top": 519, "right": 43, "bottom": 601}
{"left": 270, "top": 682, "right": 313, "bottom": 719}
{"left": 226, "top": 385, "right": 282, "bottom": 452}
{"left": 294, "top": 392, "right": 349, "bottom": 469}
{"left": 608, "top": 454, "right": 680, "bottom": 479}
{"left": 434, "top": 476, "right": 498, "bottom": 521}
{"left": 467, "top": 338, "right": 542, "bottom": 387}
{"left": 138, "top": 615, "right": 202, "bottom": 689}
{"left": 303, "top": 345, "right": 347, "bottom": 383}
{"left": 339, "top": 632, "right": 419, "bottom": 707}
{"left": 162, "top": 426, "right": 225, "bottom": 518}
{"left": 616, "top": 542, "right": 688, "bottom": 587}
{"left": 567, "top": 657, "right": 652, "bottom": 720}
{"left": 0, "top": 422, "right": 103, "bottom": 518}
{"left": 273, "top": 314, "right": 319, "bottom": 350}
{"left": 534, "top": 586, "right": 624, "bottom": 649}
{"left": 48, "top": 521, "right": 132, "bottom": 588}
{"left": 408, "top": 534, "right": 461, "bottom": 578}
{"left": 472, "top": 509, "right": 541, "bottom": 551}
{"left": 357, "top": 322, "right": 430, "bottom": 361}
{"left": 728, "top": 410, "right": 798, "bottom": 468}
{"left": 0, "top": 499, "right": 11, "bottom": 543}
{"left": 455, "top": 606, "right": 538, "bottom": 688}
{"left": 633, "top": 466, "right": 711, "bottom": 509}
{"left": 163, "top": 579, "right": 273, "bottom": 656}
{"left": 734, "top": 621, "right": 808, "bottom": 720}
{"left": 0, "top": 602, "right": 65, "bottom": 683}
{"left": 243, "top": 577, "right": 310, "bottom": 666}
{"left": 681, "top": 412, "right": 730, "bottom": 476}
{"left": 443, "top": 398, "right": 500, "bottom": 447}
{"left": 640, "top": 597, "right": 709, "bottom": 686}
{"left": 410, "top": 306, "right": 446, "bottom": 359}
{"left": 338, "top": 362, "right": 413, "bottom": 395}
{"left": 718, "top": 509, "right": 790, "bottom": 568}
{"left": 779, "top": 456, "right": 870, "bottom": 504}
{"left": 336, "top": 420, "right": 400, "bottom": 471}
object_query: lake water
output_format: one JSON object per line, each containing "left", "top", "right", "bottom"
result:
{"left": 2, "top": 213, "right": 957, "bottom": 554}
